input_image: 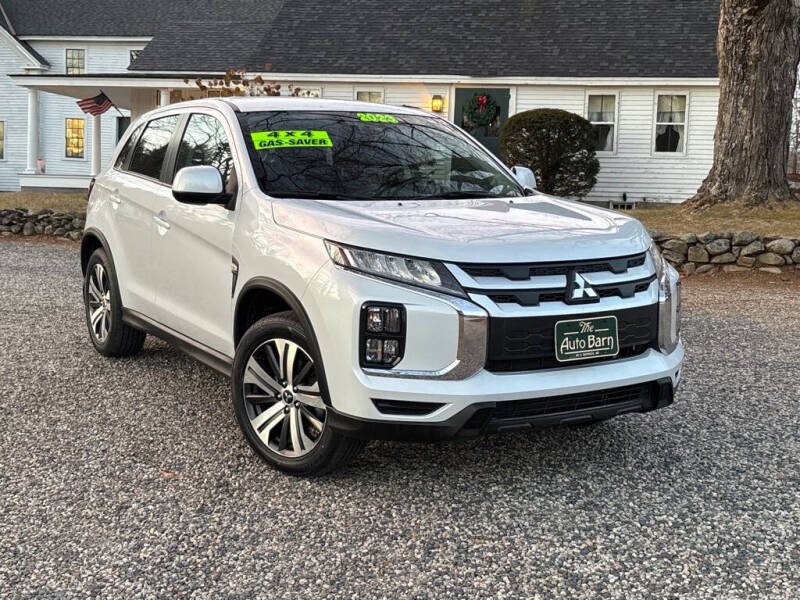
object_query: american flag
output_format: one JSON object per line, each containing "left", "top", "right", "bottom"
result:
{"left": 77, "top": 92, "right": 114, "bottom": 116}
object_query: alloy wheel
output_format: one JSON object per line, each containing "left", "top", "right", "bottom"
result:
{"left": 87, "top": 263, "right": 112, "bottom": 343}
{"left": 243, "top": 338, "right": 327, "bottom": 458}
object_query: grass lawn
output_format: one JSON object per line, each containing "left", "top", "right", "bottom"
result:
{"left": 626, "top": 202, "right": 800, "bottom": 237}
{"left": 0, "top": 192, "right": 87, "bottom": 214}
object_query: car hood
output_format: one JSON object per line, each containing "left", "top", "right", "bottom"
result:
{"left": 271, "top": 194, "right": 651, "bottom": 263}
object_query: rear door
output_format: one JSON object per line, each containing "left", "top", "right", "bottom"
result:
{"left": 151, "top": 111, "right": 239, "bottom": 355}
{"left": 109, "top": 114, "right": 181, "bottom": 315}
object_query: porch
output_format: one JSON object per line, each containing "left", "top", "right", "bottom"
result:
{"left": 8, "top": 73, "right": 207, "bottom": 190}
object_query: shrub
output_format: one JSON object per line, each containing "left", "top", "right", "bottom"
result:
{"left": 500, "top": 109, "right": 600, "bottom": 198}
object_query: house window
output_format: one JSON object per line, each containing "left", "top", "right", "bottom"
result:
{"left": 65, "top": 118, "right": 85, "bottom": 158}
{"left": 66, "top": 49, "right": 85, "bottom": 74}
{"left": 0, "top": 121, "right": 5, "bottom": 160}
{"left": 356, "top": 89, "right": 384, "bottom": 104}
{"left": 130, "top": 50, "right": 141, "bottom": 64}
{"left": 587, "top": 94, "right": 617, "bottom": 153}
{"left": 655, "top": 94, "right": 688, "bottom": 153}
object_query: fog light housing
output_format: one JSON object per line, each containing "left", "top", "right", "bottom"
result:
{"left": 361, "top": 303, "right": 406, "bottom": 368}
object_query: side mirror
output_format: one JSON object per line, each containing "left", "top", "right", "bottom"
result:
{"left": 511, "top": 166, "right": 537, "bottom": 191}
{"left": 172, "top": 166, "right": 224, "bottom": 204}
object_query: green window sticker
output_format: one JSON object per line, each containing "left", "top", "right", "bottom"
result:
{"left": 357, "top": 113, "right": 399, "bottom": 124}
{"left": 251, "top": 130, "right": 332, "bottom": 150}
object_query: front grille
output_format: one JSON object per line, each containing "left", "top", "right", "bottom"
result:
{"left": 463, "top": 383, "right": 652, "bottom": 430}
{"left": 486, "top": 304, "right": 658, "bottom": 372}
{"left": 487, "top": 277, "right": 654, "bottom": 307}
{"left": 459, "top": 253, "right": 646, "bottom": 281}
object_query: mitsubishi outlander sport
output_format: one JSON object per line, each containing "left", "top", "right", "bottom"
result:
{"left": 81, "top": 98, "right": 683, "bottom": 474}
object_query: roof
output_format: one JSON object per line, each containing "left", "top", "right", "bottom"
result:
{"left": 0, "top": 0, "right": 282, "bottom": 37}
{"left": 2, "top": 0, "right": 720, "bottom": 79}
{"left": 0, "top": 1, "right": 48, "bottom": 66}
{"left": 134, "top": 0, "right": 721, "bottom": 79}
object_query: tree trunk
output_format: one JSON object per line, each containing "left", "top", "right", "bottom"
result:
{"left": 688, "top": 0, "right": 800, "bottom": 208}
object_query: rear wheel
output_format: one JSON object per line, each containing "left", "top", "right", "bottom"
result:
{"left": 232, "top": 312, "right": 364, "bottom": 475}
{"left": 83, "top": 249, "right": 146, "bottom": 357}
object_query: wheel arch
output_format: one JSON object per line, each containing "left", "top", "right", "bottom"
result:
{"left": 80, "top": 228, "right": 115, "bottom": 276}
{"left": 234, "top": 277, "right": 333, "bottom": 406}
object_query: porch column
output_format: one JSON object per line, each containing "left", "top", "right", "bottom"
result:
{"left": 160, "top": 88, "right": 170, "bottom": 107}
{"left": 24, "top": 88, "right": 39, "bottom": 174}
{"left": 91, "top": 114, "right": 102, "bottom": 176}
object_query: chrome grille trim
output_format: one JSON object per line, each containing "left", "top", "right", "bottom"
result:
{"left": 447, "top": 251, "right": 656, "bottom": 313}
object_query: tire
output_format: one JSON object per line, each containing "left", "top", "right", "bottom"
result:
{"left": 83, "top": 248, "right": 146, "bottom": 357}
{"left": 232, "top": 311, "right": 364, "bottom": 475}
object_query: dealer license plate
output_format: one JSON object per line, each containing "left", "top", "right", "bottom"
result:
{"left": 555, "top": 316, "right": 619, "bottom": 363}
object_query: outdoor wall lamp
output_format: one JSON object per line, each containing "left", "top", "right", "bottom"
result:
{"left": 431, "top": 95, "right": 444, "bottom": 113}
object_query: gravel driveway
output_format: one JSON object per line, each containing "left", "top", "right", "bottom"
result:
{"left": 1, "top": 240, "right": 798, "bottom": 599}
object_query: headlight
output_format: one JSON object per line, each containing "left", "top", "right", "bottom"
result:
{"left": 650, "top": 242, "right": 681, "bottom": 353}
{"left": 325, "top": 241, "right": 466, "bottom": 297}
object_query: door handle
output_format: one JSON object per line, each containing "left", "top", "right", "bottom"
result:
{"left": 153, "top": 214, "right": 171, "bottom": 230}
{"left": 109, "top": 190, "right": 122, "bottom": 206}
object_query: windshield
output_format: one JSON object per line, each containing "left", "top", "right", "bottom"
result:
{"left": 239, "top": 111, "right": 523, "bottom": 200}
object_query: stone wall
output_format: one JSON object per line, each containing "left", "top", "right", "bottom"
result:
{"left": 0, "top": 209, "right": 85, "bottom": 241}
{"left": 650, "top": 230, "right": 800, "bottom": 275}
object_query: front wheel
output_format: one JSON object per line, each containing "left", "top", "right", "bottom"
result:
{"left": 232, "top": 312, "right": 364, "bottom": 475}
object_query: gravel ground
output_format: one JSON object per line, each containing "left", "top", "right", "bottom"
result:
{"left": 1, "top": 239, "right": 798, "bottom": 599}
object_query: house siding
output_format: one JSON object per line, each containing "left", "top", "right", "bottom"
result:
{"left": 496, "top": 84, "right": 719, "bottom": 204}
{"left": 316, "top": 82, "right": 719, "bottom": 204}
{"left": 0, "top": 38, "right": 30, "bottom": 191}
{"left": 28, "top": 41, "right": 143, "bottom": 179}
{"left": 2, "top": 65, "right": 720, "bottom": 201}
{"left": 592, "top": 86, "right": 718, "bottom": 204}
{"left": 0, "top": 39, "right": 146, "bottom": 191}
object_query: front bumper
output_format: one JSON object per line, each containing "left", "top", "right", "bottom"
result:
{"left": 303, "top": 262, "right": 684, "bottom": 431}
{"left": 329, "top": 378, "right": 677, "bottom": 441}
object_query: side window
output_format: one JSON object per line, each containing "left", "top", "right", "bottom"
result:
{"left": 128, "top": 115, "right": 180, "bottom": 181}
{"left": 175, "top": 114, "right": 236, "bottom": 191}
{"left": 114, "top": 124, "right": 143, "bottom": 169}
{"left": 587, "top": 94, "right": 617, "bottom": 153}
{"left": 655, "top": 94, "right": 688, "bottom": 154}
{"left": 356, "top": 89, "right": 384, "bottom": 104}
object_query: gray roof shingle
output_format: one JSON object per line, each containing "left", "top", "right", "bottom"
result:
{"left": 2, "top": 0, "right": 720, "bottom": 78}
{"left": 0, "top": 1, "right": 281, "bottom": 37}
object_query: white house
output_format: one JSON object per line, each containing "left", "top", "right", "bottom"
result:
{"left": 0, "top": 0, "right": 721, "bottom": 204}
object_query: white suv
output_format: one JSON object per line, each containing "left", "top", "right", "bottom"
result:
{"left": 82, "top": 98, "right": 683, "bottom": 474}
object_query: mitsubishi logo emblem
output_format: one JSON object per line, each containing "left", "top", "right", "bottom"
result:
{"left": 565, "top": 272, "right": 600, "bottom": 304}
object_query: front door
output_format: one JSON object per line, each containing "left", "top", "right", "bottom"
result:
{"left": 453, "top": 88, "right": 511, "bottom": 157}
{"left": 152, "top": 111, "right": 238, "bottom": 356}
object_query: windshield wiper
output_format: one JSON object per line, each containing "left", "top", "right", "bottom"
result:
{"left": 405, "top": 190, "right": 513, "bottom": 200}
{"left": 267, "top": 191, "right": 374, "bottom": 201}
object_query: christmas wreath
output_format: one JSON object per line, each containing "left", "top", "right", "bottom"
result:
{"left": 465, "top": 93, "right": 500, "bottom": 127}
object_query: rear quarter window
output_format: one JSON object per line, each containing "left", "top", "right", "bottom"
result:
{"left": 114, "top": 124, "right": 144, "bottom": 170}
